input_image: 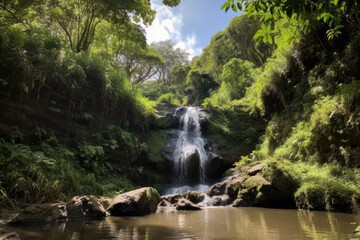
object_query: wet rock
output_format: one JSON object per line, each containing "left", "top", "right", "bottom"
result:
{"left": 225, "top": 176, "right": 245, "bottom": 200}
{"left": 161, "top": 194, "right": 182, "bottom": 204}
{"left": 232, "top": 198, "right": 252, "bottom": 207}
{"left": 10, "top": 203, "right": 67, "bottom": 224}
{"left": 247, "top": 163, "right": 266, "bottom": 176}
{"left": 0, "top": 231, "right": 21, "bottom": 240}
{"left": 206, "top": 153, "right": 226, "bottom": 179}
{"left": 211, "top": 195, "right": 231, "bottom": 206}
{"left": 66, "top": 196, "right": 108, "bottom": 220}
{"left": 107, "top": 187, "right": 161, "bottom": 216}
{"left": 186, "top": 148, "right": 201, "bottom": 185}
{"left": 161, "top": 130, "right": 181, "bottom": 162}
{"left": 158, "top": 199, "right": 172, "bottom": 207}
{"left": 183, "top": 191, "right": 205, "bottom": 204}
{"left": 176, "top": 198, "right": 202, "bottom": 211}
{"left": 206, "top": 181, "right": 227, "bottom": 197}
{"left": 98, "top": 197, "right": 112, "bottom": 210}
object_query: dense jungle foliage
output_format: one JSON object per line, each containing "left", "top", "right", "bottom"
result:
{"left": 0, "top": 0, "right": 189, "bottom": 207}
{"left": 0, "top": 0, "right": 359, "bottom": 212}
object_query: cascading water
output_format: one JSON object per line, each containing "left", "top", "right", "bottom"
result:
{"left": 168, "top": 107, "right": 209, "bottom": 193}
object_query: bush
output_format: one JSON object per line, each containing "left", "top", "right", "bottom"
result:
{"left": 157, "top": 92, "right": 181, "bottom": 105}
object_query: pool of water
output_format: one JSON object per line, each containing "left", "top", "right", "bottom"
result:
{"left": 6, "top": 207, "right": 360, "bottom": 239}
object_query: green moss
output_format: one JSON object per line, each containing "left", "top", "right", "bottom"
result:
{"left": 145, "top": 130, "right": 167, "bottom": 163}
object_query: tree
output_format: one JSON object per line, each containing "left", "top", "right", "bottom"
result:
{"left": 220, "top": 58, "right": 254, "bottom": 99}
{"left": 0, "top": 0, "right": 46, "bottom": 29}
{"left": 151, "top": 40, "right": 189, "bottom": 83}
{"left": 49, "top": 0, "right": 156, "bottom": 53}
{"left": 221, "top": 0, "right": 360, "bottom": 41}
{"left": 226, "top": 16, "right": 273, "bottom": 66}
{"left": 93, "top": 21, "right": 163, "bottom": 84}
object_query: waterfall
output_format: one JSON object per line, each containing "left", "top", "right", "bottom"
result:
{"left": 172, "top": 107, "right": 208, "bottom": 187}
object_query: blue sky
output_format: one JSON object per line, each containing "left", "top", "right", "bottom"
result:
{"left": 145, "top": 0, "right": 240, "bottom": 59}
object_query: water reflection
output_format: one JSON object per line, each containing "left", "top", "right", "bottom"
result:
{"left": 6, "top": 207, "right": 359, "bottom": 240}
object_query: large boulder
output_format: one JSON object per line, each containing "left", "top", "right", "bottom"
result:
{"left": 10, "top": 203, "right": 67, "bottom": 224}
{"left": 107, "top": 187, "right": 161, "bottom": 216}
{"left": 66, "top": 196, "right": 108, "bottom": 219}
{"left": 205, "top": 153, "right": 226, "bottom": 179}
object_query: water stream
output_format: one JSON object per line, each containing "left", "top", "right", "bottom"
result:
{"left": 6, "top": 208, "right": 359, "bottom": 239}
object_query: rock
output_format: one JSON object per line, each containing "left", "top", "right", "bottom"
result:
{"left": 206, "top": 181, "right": 227, "bottom": 197}
{"left": 247, "top": 163, "right": 266, "bottom": 176}
{"left": 176, "top": 198, "right": 202, "bottom": 211}
{"left": 206, "top": 153, "right": 226, "bottom": 179}
{"left": 225, "top": 176, "right": 245, "bottom": 200}
{"left": 155, "top": 113, "right": 172, "bottom": 129}
{"left": 0, "top": 209, "right": 18, "bottom": 224}
{"left": 10, "top": 203, "right": 67, "bottom": 224}
{"left": 66, "top": 196, "right": 108, "bottom": 220}
{"left": 161, "top": 130, "right": 181, "bottom": 162}
{"left": 185, "top": 148, "right": 200, "bottom": 185}
{"left": 98, "top": 197, "right": 112, "bottom": 210}
{"left": 158, "top": 199, "right": 172, "bottom": 207}
{"left": 183, "top": 191, "right": 205, "bottom": 204}
{"left": 0, "top": 231, "right": 21, "bottom": 240}
{"left": 107, "top": 187, "right": 161, "bottom": 216}
{"left": 211, "top": 195, "right": 231, "bottom": 206}
{"left": 232, "top": 198, "right": 252, "bottom": 207}
{"left": 242, "top": 172, "right": 297, "bottom": 208}
{"left": 161, "top": 194, "right": 182, "bottom": 204}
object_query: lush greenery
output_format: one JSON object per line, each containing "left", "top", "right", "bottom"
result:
{"left": 0, "top": 0, "right": 359, "bottom": 213}
{"left": 0, "top": 0, "right": 188, "bottom": 208}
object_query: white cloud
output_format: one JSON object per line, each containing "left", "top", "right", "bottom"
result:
{"left": 175, "top": 34, "right": 202, "bottom": 60}
{"left": 144, "top": 1, "right": 201, "bottom": 59}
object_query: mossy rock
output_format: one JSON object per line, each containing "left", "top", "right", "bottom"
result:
{"left": 145, "top": 130, "right": 167, "bottom": 163}
{"left": 295, "top": 182, "right": 355, "bottom": 212}
{"left": 154, "top": 113, "right": 172, "bottom": 129}
{"left": 183, "top": 191, "right": 205, "bottom": 204}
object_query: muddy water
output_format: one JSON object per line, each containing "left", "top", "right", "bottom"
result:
{"left": 7, "top": 207, "right": 359, "bottom": 239}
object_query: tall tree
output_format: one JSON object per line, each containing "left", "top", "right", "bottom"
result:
{"left": 49, "top": 0, "right": 156, "bottom": 53}
{"left": 150, "top": 40, "right": 189, "bottom": 83}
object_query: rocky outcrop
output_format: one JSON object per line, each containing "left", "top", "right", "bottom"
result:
{"left": 9, "top": 203, "right": 67, "bottom": 224}
{"left": 66, "top": 196, "right": 108, "bottom": 219}
{"left": 160, "top": 162, "right": 297, "bottom": 209}
{"left": 107, "top": 187, "right": 161, "bottom": 216}
{"left": 9, "top": 196, "right": 108, "bottom": 224}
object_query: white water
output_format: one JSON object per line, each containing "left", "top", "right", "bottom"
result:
{"left": 172, "top": 107, "right": 208, "bottom": 187}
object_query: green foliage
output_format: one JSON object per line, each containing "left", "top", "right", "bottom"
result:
{"left": 221, "top": 0, "right": 359, "bottom": 42}
{"left": 157, "top": 93, "right": 181, "bottom": 105}
{"left": 259, "top": 159, "right": 360, "bottom": 212}
{"left": 186, "top": 69, "right": 219, "bottom": 105}
{"left": 221, "top": 58, "right": 255, "bottom": 99}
